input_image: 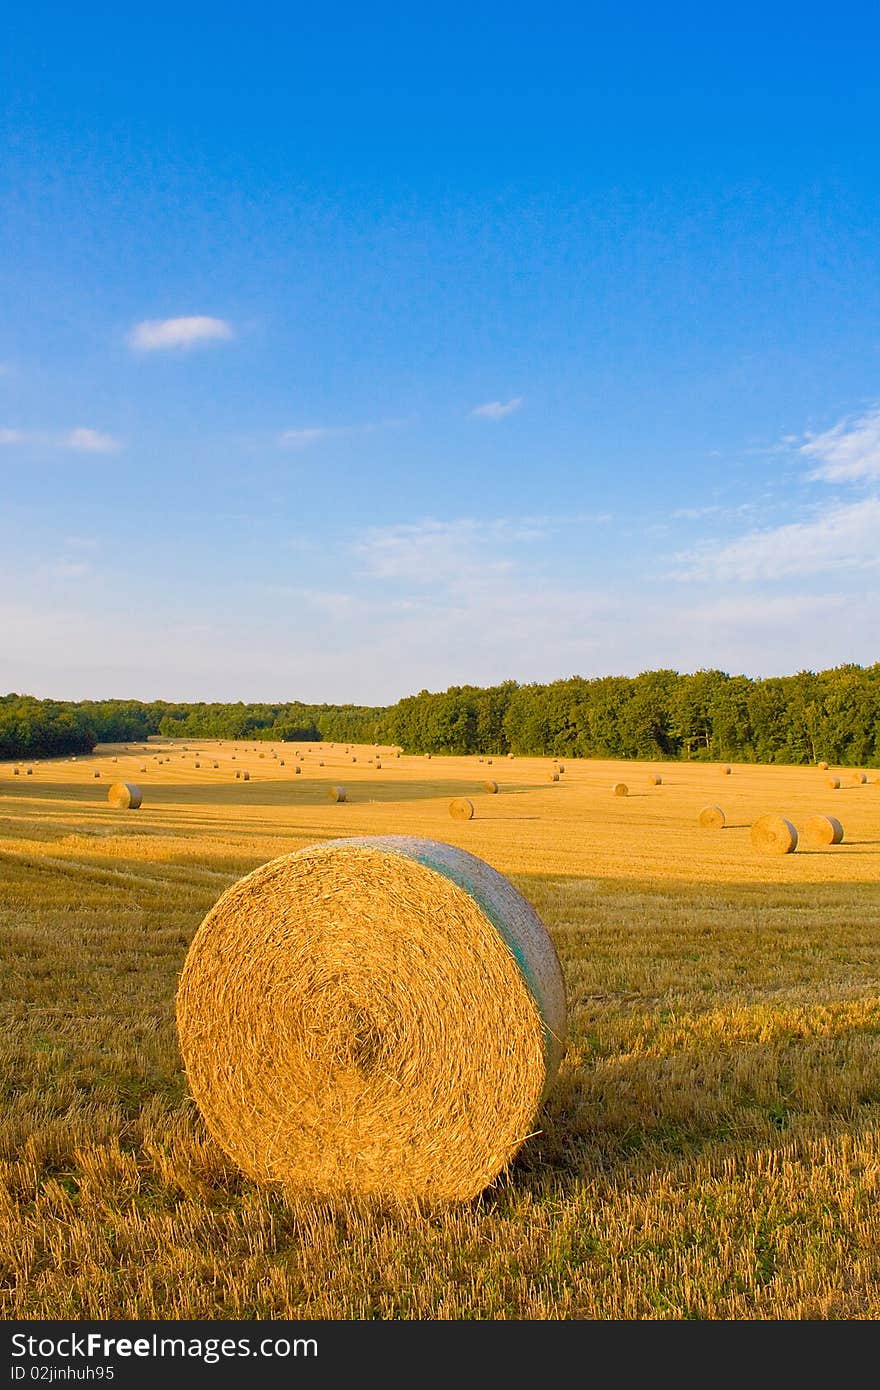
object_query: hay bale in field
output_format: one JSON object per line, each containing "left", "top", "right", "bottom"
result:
{"left": 327, "top": 785, "right": 347, "bottom": 802}
{"left": 319, "top": 760, "right": 324, "bottom": 766}
{"left": 554, "top": 762, "right": 565, "bottom": 773}
{"left": 213, "top": 762, "right": 219, "bottom": 769}
{"left": 424, "top": 753, "right": 432, "bottom": 760}
{"left": 295, "top": 766, "right": 302, "bottom": 775}
{"left": 478, "top": 757, "right": 484, "bottom": 763}
{"left": 482, "top": 780, "right": 499, "bottom": 794}
{"left": 486, "top": 758, "right": 493, "bottom": 766}
{"left": 176, "top": 835, "right": 566, "bottom": 1203}
{"left": 351, "top": 756, "right": 357, "bottom": 763}
{"left": 818, "top": 761, "right": 829, "bottom": 771}
{"left": 375, "top": 761, "right": 382, "bottom": 770}
{"left": 25, "top": 767, "right": 32, "bottom": 776}
{"left": 279, "top": 760, "right": 285, "bottom": 767}
{"left": 107, "top": 782, "right": 142, "bottom": 810}
{"left": 449, "top": 798, "right": 475, "bottom": 821}
{"left": 93, "top": 770, "right": 101, "bottom": 779}
{"left": 548, "top": 771, "right": 559, "bottom": 782}
{"left": 194, "top": 761, "right": 201, "bottom": 769}
{"left": 12, "top": 767, "right": 19, "bottom": 776}
{"left": 242, "top": 771, "right": 250, "bottom": 782}
{"left": 647, "top": 773, "right": 662, "bottom": 785}
{"left": 140, "top": 765, "right": 147, "bottom": 772}
{"left": 826, "top": 776, "right": 840, "bottom": 789}
{"left": 612, "top": 782, "right": 628, "bottom": 796}
{"left": 698, "top": 805, "right": 725, "bottom": 829}
{"left": 721, "top": 765, "right": 732, "bottom": 775}
{"left": 750, "top": 814, "right": 797, "bottom": 855}
{"left": 508, "top": 753, "right": 515, "bottom": 760}
{"left": 853, "top": 772, "right": 867, "bottom": 785}
{"left": 235, "top": 771, "right": 241, "bottom": 779}
{"left": 112, "top": 757, "right": 117, "bottom": 763}
{"left": 802, "top": 815, "right": 844, "bottom": 848}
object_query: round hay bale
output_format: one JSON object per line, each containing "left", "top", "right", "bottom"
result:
{"left": 508, "top": 753, "right": 515, "bottom": 760}
{"left": 351, "top": 756, "right": 357, "bottom": 763}
{"left": 279, "top": 760, "right": 285, "bottom": 767}
{"left": 826, "top": 776, "right": 840, "bottom": 789}
{"left": 818, "top": 761, "right": 829, "bottom": 770}
{"left": 242, "top": 771, "right": 250, "bottom": 782}
{"left": 12, "top": 767, "right": 19, "bottom": 776}
{"left": 647, "top": 773, "right": 662, "bottom": 785}
{"left": 424, "top": 753, "right": 432, "bottom": 760}
{"left": 93, "top": 770, "right": 101, "bottom": 779}
{"left": 194, "top": 761, "right": 201, "bottom": 768}
{"left": 213, "top": 762, "right": 219, "bottom": 769}
{"left": 295, "top": 766, "right": 302, "bottom": 775}
{"left": 449, "top": 798, "right": 475, "bottom": 821}
{"left": 107, "top": 782, "right": 142, "bottom": 810}
{"left": 555, "top": 762, "right": 565, "bottom": 773}
{"left": 25, "top": 767, "right": 32, "bottom": 776}
{"left": 482, "top": 780, "right": 499, "bottom": 794}
{"left": 802, "top": 814, "right": 844, "bottom": 848}
{"left": 235, "top": 771, "right": 241, "bottom": 779}
{"left": 478, "top": 757, "right": 484, "bottom": 763}
{"left": 750, "top": 814, "right": 798, "bottom": 855}
{"left": 721, "top": 765, "right": 732, "bottom": 775}
{"left": 112, "top": 757, "right": 117, "bottom": 763}
{"left": 140, "top": 765, "right": 147, "bottom": 772}
{"left": 486, "top": 758, "right": 493, "bottom": 766}
{"left": 375, "top": 761, "right": 382, "bottom": 770}
{"left": 612, "top": 782, "right": 628, "bottom": 796}
{"left": 327, "top": 785, "right": 347, "bottom": 802}
{"left": 319, "top": 760, "right": 325, "bottom": 766}
{"left": 548, "top": 771, "right": 559, "bottom": 782}
{"left": 853, "top": 772, "right": 867, "bottom": 785}
{"left": 176, "top": 835, "right": 566, "bottom": 1203}
{"left": 698, "top": 805, "right": 725, "bottom": 829}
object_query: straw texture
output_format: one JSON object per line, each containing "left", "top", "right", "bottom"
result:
{"left": 698, "top": 805, "right": 725, "bottom": 829}
{"left": 750, "top": 814, "right": 798, "bottom": 854}
{"left": 176, "top": 835, "right": 567, "bottom": 1204}
{"left": 107, "top": 782, "right": 142, "bottom": 810}
{"left": 802, "top": 815, "right": 844, "bottom": 847}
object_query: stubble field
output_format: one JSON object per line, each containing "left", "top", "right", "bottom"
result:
{"left": 2, "top": 738, "right": 880, "bottom": 1319}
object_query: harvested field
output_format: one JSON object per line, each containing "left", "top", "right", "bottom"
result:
{"left": 1, "top": 739, "right": 880, "bottom": 1318}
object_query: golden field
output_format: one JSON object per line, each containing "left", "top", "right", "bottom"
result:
{"left": 2, "top": 738, "right": 880, "bottom": 1318}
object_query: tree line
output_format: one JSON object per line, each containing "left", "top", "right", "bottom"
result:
{"left": 2, "top": 664, "right": 879, "bottom": 765}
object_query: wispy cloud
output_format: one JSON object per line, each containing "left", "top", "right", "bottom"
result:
{"left": 63, "top": 427, "right": 121, "bottom": 454}
{"left": 127, "top": 316, "right": 234, "bottom": 351}
{"left": 469, "top": 397, "right": 523, "bottom": 420}
{"left": 0, "top": 427, "right": 121, "bottom": 453}
{"left": 279, "top": 418, "right": 409, "bottom": 449}
{"left": 354, "top": 517, "right": 548, "bottom": 584}
{"left": 48, "top": 560, "right": 91, "bottom": 580}
{"left": 800, "top": 408, "right": 880, "bottom": 482}
{"left": 674, "top": 497, "right": 880, "bottom": 582}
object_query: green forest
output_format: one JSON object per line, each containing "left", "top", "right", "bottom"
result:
{"left": 2, "top": 664, "right": 879, "bottom": 766}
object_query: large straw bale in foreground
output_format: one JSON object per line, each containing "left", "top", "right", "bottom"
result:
{"left": 449, "top": 798, "right": 474, "bottom": 820}
{"left": 750, "top": 814, "right": 798, "bottom": 854}
{"left": 698, "top": 805, "right": 725, "bottom": 829}
{"left": 176, "top": 836, "right": 567, "bottom": 1203}
{"left": 107, "top": 782, "right": 142, "bottom": 810}
{"left": 802, "top": 814, "right": 844, "bottom": 848}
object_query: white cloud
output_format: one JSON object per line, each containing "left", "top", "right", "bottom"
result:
{"left": 128, "top": 316, "right": 234, "bottom": 351}
{"left": 801, "top": 408, "right": 880, "bottom": 481}
{"left": 674, "top": 497, "right": 880, "bottom": 582}
{"left": 279, "top": 427, "right": 340, "bottom": 449}
{"left": 63, "top": 427, "right": 121, "bottom": 454}
{"left": 469, "top": 397, "right": 523, "bottom": 420}
{"left": 0, "top": 427, "right": 121, "bottom": 453}
{"left": 49, "top": 561, "right": 90, "bottom": 580}
{"left": 354, "top": 518, "right": 549, "bottom": 584}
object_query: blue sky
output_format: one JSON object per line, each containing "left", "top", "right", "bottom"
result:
{"left": 2, "top": 3, "right": 879, "bottom": 704}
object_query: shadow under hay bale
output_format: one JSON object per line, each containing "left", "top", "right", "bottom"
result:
{"left": 175, "top": 835, "right": 567, "bottom": 1204}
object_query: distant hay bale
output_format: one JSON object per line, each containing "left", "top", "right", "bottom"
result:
{"left": 351, "top": 757, "right": 357, "bottom": 763}
{"left": 802, "top": 814, "right": 844, "bottom": 848}
{"left": 12, "top": 768, "right": 19, "bottom": 776}
{"left": 818, "top": 761, "right": 829, "bottom": 771}
{"left": 140, "top": 765, "right": 147, "bottom": 772}
{"left": 721, "top": 765, "right": 732, "bottom": 775}
{"left": 235, "top": 771, "right": 241, "bottom": 779}
{"left": 482, "top": 780, "right": 499, "bottom": 794}
{"left": 548, "top": 771, "right": 559, "bottom": 782}
{"left": 826, "top": 777, "right": 840, "bottom": 789}
{"left": 25, "top": 767, "right": 32, "bottom": 776}
{"left": 698, "top": 805, "right": 725, "bottom": 829}
{"left": 449, "top": 798, "right": 475, "bottom": 821}
{"left": 112, "top": 757, "right": 117, "bottom": 763}
{"left": 554, "top": 762, "right": 565, "bottom": 773}
{"left": 647, "top": 773, "right": 662, "bottom": 785}
{"left": 259, "top": 753, "right": 265, "bottom": 759}
{"left": 213, "top": 762, "right": 219, "bottom": 769}
{"left": 194, "top": 761, "right": 201, "bottom": 768}
{"left": 319, "top": 760, "right": 324, "bottom": 766}
{"left": 853, "top": 772, "right": 868, "bottom": 785}
{"left": 242, "top": 771, "right": 250, "bottom": 782}
{"left": 750, "top": 814, "right": 798, "bottom": 855}
{"left": 508, "top": 753, "right": 515, "bottom": 760}
{"left": 612, "top": 782, "right": 628, "bottom": 796}
{"left": 176, "top": 835, "right": 567, "bottom": 1202}
{"left": 295, "top": 766, "right": 302, "bottom": 775}
{"left": 424, "top": 753, "right": 432, "bottom": 760}
{"left": 478, "top": 757, "right": 484, "bottom": 763}
{"left": 327, "top": 785, "right": 347, "bottom": 802}
{"left": 486, "top": 758, "right": 493, "bottom": 766}
{"left": 93, "top": 770, "right": 101, "bottom": 779}
{"left": 107, "top": 782, "right": 142, "bottom": 810}
{"left": 279, "top": 760, "right": 285, "bottom": 767}
{"left": 375, "top": 761, "right": 382, "bottom": 770}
